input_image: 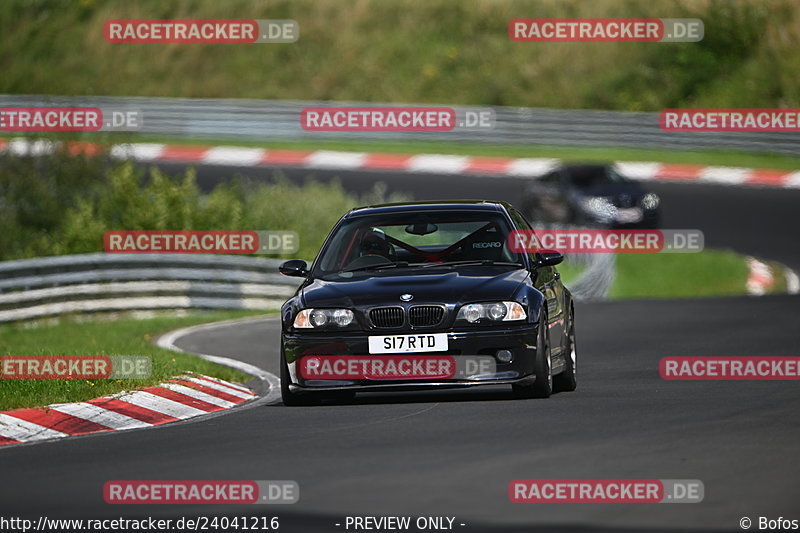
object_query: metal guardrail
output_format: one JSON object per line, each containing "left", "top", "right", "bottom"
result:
{"left": 2, "top": 95, "right": 799, "bottom": 155}
{"left": 0, "top": 253, "right": 300, "bottom": 322}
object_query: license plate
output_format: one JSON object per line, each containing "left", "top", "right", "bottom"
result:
{"left": 368, "top": 333, "right": 448, "bottom": 354}
{"left": 616, "top": 207, "right": 643, "bottom": 223}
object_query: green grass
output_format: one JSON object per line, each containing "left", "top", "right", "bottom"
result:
{"left": 560, "top": 249, "right": 754, "bottom": 300}
{"left": 610, "top": 249, "right": 751, "bottom": 299}
{"left": 0, "top": 310, "right": 267, "bottom": 411}
{"left": 0, "top": 0, "right": 797, "bottom": 111}
{"left": 555, "top": 263, "right": 583, "bottom": 287}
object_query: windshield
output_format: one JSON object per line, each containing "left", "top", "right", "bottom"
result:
{"left": 567, "top": 166, "right": 626, "bottom": 188}
{"left": 313, "top": 210, "right": 524, "bottom": 277}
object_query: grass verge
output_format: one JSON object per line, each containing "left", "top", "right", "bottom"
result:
{"left": 560, "top": 249, "right": 754, "bottom": 300}
{"left": 610, "top": 249, "right": 751, "bottom": 299}
{"left": 0, "top": 310, "right": 267, "bottom": 411}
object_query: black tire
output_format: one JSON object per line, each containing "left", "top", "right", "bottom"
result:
{"left": 513, "top": 311, "right": 553, "bottom": 399}
{"left": 280, "top": 355, "right": 320, "bottom": 406}
{"left": 553, "top": 305, "right": 577, "bottom": 393}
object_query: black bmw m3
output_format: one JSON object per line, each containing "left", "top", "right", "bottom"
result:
{"left": 278, "top": 201, "right": 577, "bottom": 405}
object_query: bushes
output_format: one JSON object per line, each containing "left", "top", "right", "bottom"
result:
{"left": 0, "top": 148, "right": 406, "bottom": 261}
{"left": 0, "top": 147, "right": 108, "bottom": 259}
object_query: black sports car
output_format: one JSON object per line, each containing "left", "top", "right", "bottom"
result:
{"left": 278, "top": 201, "right": 577, "bottom": 405}
{"left": 521, "top": 164, "right": 661, "bottom": 228}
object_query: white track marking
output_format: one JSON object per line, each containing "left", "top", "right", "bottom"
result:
{"left": 305, "top": 151, "right": 366, "bottom": 169}
{"left": 784, "top": 171, "right": 800, "bottom": 188}
{"left": 505, "top": 158, "right": 559, "bottom": 177}
{"left": 50, "top": 403, "right": 151, "bottom": 430}
{"left": 614, "top": 162, "right": 661, "bottom": 181}
{"left": 784, "top": 268, "right": 800, "bottom": 295}
{"left": 0, "top": 414, "right": 69, "bottom": 442}
{"left": 746, "top": 257, "right": 774, "bottom": 296}
{"left": 699, "top": 166, "right": 750, "bottom": 185}
{"left": 203, "top": 146, "right": 266, "bottom": 166}
{"left": 160, "top": 383, "right": 237, "bottom": 408}
{"left": 7, "top": 138, "right": 58, "bottom": 156}
{"left": 192, "top": 374, "right": 255, "bottom": 394}
{"left": 406, "top": 154, "right": 470, "bottom": 174}
{"left": 110, "top": 390, "right": 208, "bottom": 419}
{"left": 109, "top": 143, "right": 165, "bottom": 161}
{"left": 179, "top": 376, "right": 255, "bottom": 399}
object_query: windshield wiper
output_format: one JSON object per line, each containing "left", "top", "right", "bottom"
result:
{"left": 342, "top": 261, "right": 410, "bottom": 273}
{"left": 420, "top": 260, "right": 523, "bottom": 268}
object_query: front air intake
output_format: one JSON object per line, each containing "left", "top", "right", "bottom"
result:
{"left": 409, "top": 305, "right": 444, "bottom": 327}
{"left": 369, "top": 307, "right": 405, "bottom": 328}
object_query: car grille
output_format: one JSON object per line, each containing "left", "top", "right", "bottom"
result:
{"left": 409, "top": 305, "right": 444, "bottom": 327}
{"left": 369, "top": 307, "right": 404, "bottom": 328}
{"left": 616, "top": 194, "right": 634, "bottom": 208}
{"left": 368, "top": 306, "right": 445, "bottom": 328}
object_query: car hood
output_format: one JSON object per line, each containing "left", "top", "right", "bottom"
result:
{"left": 300, "top": 267, "right": 530, "bottom": 308}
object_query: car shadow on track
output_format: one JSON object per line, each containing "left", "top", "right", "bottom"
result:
{"left": 271, "top": 386, "right": 579, "bottom": 407}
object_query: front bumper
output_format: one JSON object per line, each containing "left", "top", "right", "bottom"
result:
{"left": 604, "top": 209, "right": 660, "bottom": 229}
{"left": 282, "top": 325, "right": 539, "bottom": 392}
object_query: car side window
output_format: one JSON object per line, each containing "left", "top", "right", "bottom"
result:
{"left": 509, "top": 208, "right": 534, "bottom": 232}
{"left": 507, "top": 208, "right": 541, "bottom": 264}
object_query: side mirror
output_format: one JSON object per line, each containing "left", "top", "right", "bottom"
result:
{"left": 279, "top": 259, "right": 308, "bottom": 277}
{"left": 535, "top": 249, "right": 564, "bottom": 267}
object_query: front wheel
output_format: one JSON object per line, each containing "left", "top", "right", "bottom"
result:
{"left": 513, "top": 312, "right": 552, "bottom": 399}
{"left": 553, "top": 305, "right": 577, "bottom": 392}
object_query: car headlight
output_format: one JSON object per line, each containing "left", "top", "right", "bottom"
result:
{"left": 456, "top": 302, "right": 527, "bottom": 323}
{"left": 579, "top": 196, "right": 617, "bottom": 220}
{"left": 293, "top": 308, "right": 354, "bottom": 328}
{"left": 641, "top": 192, "right": 660, "bottom": 210}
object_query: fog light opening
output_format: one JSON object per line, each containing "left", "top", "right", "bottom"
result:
{"left": 496, "top": 349, "right": 513, "bottom": 363}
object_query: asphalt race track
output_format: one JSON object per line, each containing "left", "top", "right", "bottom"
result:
{"left": 2, "top": 164, "right": 799, "bottom": 532}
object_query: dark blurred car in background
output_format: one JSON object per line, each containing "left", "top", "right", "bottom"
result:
{"left": 521, "top": 164, "right": 661, "bottom": 228}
